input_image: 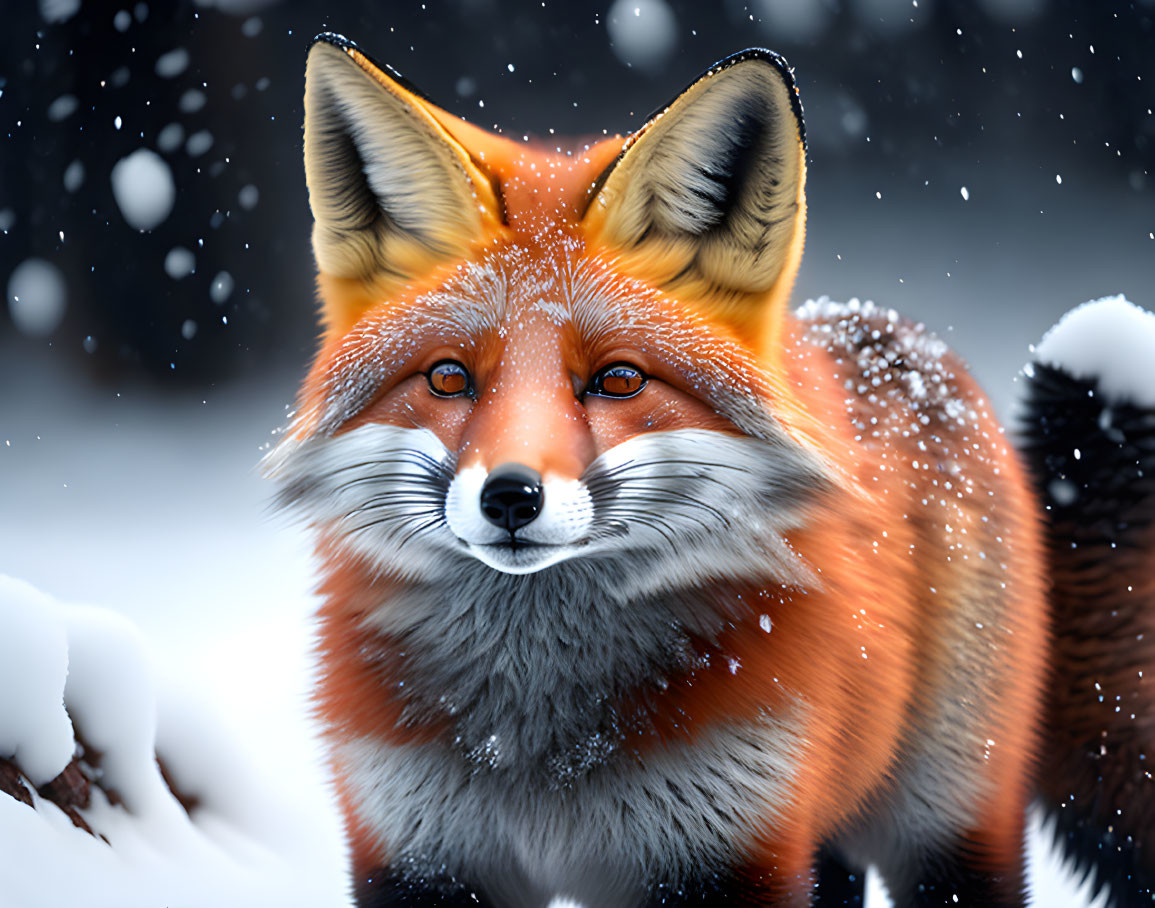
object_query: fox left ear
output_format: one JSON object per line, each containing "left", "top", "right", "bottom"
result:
{"left": 303, "top": 34, "right": 505, "bottom": 334}
{"left": 582, "top": 49, "right": 806, "bottom": 346}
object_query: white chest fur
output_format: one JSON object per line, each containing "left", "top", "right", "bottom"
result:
{"left": 337, "top": 705, "right": 803, "bottom": 906}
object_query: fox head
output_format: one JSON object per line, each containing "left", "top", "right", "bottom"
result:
{"left": 271, "top": 34, "right": 826, "bottom": 592}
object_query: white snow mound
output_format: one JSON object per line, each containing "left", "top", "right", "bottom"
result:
{"left": 1035, "top": 295, "right": 1155, "bottom": 407}
{"left": 0, "top": 579, "right": 73, "bottom": 786}
{"left": 0, "top": 575, "right": 343, "bottom": 908}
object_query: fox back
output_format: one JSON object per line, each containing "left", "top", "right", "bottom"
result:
{"left": 271, "top": 34, "right": 1153, "bottom": 908}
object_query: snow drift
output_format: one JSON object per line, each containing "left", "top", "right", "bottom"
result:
{"left": 0, "top": 575, "right": 344, "bottom": 908}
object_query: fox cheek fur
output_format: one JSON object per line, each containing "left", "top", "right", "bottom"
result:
{"left": 268, "top": 32, "right": 1155, "bottom": 908}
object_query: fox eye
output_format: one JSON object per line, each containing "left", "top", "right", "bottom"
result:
{"left": 427, "top": 360, "right": 473, "bottom": 398}
{"left": 588, "top": 362, "right": 647, "bottom": 399}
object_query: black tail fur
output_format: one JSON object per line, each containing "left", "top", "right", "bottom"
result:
{"left": 1020, "top": 360, "right": 1155, "bottom": 907}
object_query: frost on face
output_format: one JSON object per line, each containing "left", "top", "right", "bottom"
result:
{"left": 110, "top": 149, "right": 175, "bottom": 232}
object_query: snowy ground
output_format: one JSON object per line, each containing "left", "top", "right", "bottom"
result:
{"left": 0, "top": 351, "right": 350, "bottom": 907}
{"left": 0, "top": 324, "right": 1116, "bottom": 906}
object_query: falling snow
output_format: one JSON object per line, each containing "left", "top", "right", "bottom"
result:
{"left": 7, "top": 259, "right": 67, "bottom": 337}
{"left": 155, "top": 48, "right": 191, "bottom": 78}
{"left": 605, "top": 0, "right": 677, "bottom": 71}
{"left": 164, "top": 246, "right": 196, "bottom": 280}
{"left": 110, "top": 149, "right": 176, "bottom": 231}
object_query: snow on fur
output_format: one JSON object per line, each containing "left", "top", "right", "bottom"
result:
{"left": 1034, "top": 295, "right": 1155, "bottom": 406}
{"left": 0, "top": 575, "right": 343, "bottom": 908}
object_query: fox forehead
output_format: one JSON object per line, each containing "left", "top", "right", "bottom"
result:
{"left": 298, "top": 234, "right": 784, "bottom": 441}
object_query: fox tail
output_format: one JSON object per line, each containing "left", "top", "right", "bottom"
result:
{"left": 1020, "top": 295, "right": 1155, "bottom": 907}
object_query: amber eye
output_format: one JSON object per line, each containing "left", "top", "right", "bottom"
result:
{"left": 588, "top": 362, "right": 647, "bottom": 399}
{"left": 427, "top": 360, "right": 473, "bottom": 398}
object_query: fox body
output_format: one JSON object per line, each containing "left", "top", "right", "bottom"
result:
{"left": 271, "top": 35, "right": 1153, "bottom": 907}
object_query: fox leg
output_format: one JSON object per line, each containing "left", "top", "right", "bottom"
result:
{"left": 643, "top": 869, "right": 759, "bottom": 906}
{"left": 643, "top": 853, "right": 822, "bottom": 906}
{"left": 812, "top": 847, "right": 866, "bottom": 907}
{"left": 353, "top": 866, "right": 496, "bottom": 908}
{"left": 909, "top": 850, "right": 1026, "bottom": 907}
{"left": 885, "top": 829, "right": 1028, "bottom": 908}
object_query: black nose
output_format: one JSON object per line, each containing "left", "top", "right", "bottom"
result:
{"left": 480, "top": 463, "right": 543, "bottom": 533}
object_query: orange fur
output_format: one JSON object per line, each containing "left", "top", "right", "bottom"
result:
{"left": 283, "top": 37, "right": 1055, "bottom": 905}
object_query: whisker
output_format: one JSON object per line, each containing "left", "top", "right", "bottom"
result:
{"left": 396, "top": 514, "right": 448, "bottom": 549}
{"left": 344, "top": 512, "right": 443, "bottom": 541}
{"left": 336, "top": 474, "right": 448, "bottom": 495}
{"left": 593, "top": 506, "right": 679, "bottom": 547}
{"left": 606, "top": 491, "right": 732, "bottom": 527}
{"left": 588, "top": 456, "right": 755, "bottom": 481}
{"left": 346, "top": 496, "right": 445, "bottom": 518}
{"left": 318, "top": 454, "right": 453, "bottom": 486}
{"left": 583, "top": 460, "right": 755, "bottom": 498}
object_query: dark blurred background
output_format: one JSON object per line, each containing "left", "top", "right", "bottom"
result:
{"left": 1, "top": 0, "right": 1153, "bottom": 399}
{"left": 0, "top": 9, "right": 1150, "bottom": 902}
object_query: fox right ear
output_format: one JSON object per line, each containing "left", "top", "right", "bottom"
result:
{"left": 303, "top": 35, "right": 504, "bottom": 333}
{"left": 581, "top": 49, "right": 806, "bottom": 349}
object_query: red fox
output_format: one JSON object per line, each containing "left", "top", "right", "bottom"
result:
{"left": 269, "top": 33, "right": 1155, "bottom": 907}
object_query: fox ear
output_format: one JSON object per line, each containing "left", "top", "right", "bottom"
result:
{"left": 303, "top": 34, "right": 504, "bottom": 332}
{"left": 582, "top": 49, "right": 806, "bottom": 343}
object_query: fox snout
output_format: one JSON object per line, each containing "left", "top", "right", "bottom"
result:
{"left": 478, "top": 463, "right": 544, "bottom": 536}
{"left": 444, "top": 459, "right": 595, "bottom": 574}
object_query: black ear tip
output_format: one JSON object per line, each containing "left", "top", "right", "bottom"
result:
{"left": 717, "top": 46, "right": 794, "bottom": 74}
{"left": 712, "top": 47, "right": 806, "bottom": 149}
{"left": 305, "top": 33, "right": 430, "bottom": 105}
{"left": 310, "top": 31, "right": 359, "bottom": 53}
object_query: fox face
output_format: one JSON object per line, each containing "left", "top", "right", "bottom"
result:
{"left": 274, "top": 256, "right": 825, "bottom": 586}
{"left": 272, "top": 37, "right": 823, "bottom": 590}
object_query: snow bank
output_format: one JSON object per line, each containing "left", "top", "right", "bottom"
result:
{"left": 0, "top": 580, "right": 73, "bottom": 786}
{"left": 0, "top": 575, "right": 346, "bottom": 908}
{"left": 1034, "top": 294, "right": 1155, "bottom": 406}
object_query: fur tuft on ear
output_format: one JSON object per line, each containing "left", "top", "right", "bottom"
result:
{"left": 582, "top": 49, "right": 806, "bottom": 343}
{"left": 303, "top": 34, "right": 504, "bottom": 332}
